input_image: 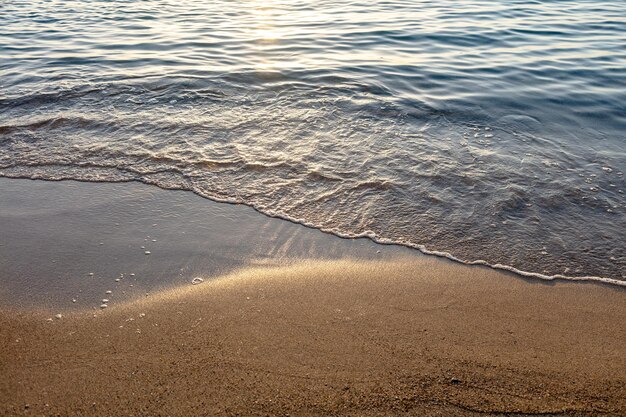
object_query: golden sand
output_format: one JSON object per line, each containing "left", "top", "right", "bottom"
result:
{"left": 1, "top": 258, "right": 625, "bottom": 416}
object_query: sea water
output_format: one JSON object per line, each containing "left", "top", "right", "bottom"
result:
{"left": 1, "top": 0, "right": 624, "bottom": 283}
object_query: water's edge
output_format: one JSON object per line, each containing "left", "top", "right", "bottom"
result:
{"left": 4, "top": 173, "right": 624, "bottom": 288}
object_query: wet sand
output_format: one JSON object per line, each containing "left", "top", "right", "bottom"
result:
{"left": 1, "top": 259, "right": 625, "bottom": 416}
{"left": 0, "top": 178, "right": 404, "bottom": 310}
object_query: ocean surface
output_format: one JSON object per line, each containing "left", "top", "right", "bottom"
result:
{"left": 1, "top": 0, "right": 624, "bottom": 284}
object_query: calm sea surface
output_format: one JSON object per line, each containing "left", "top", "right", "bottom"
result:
{"left": 1, "top": 0, "right": 624, "bottom": 283}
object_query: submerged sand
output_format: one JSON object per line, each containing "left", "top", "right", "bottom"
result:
{"left": 1, "top": 258, "right": 625, "bottom": 416}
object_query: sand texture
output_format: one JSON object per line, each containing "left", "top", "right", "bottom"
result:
{"left": 1, "top": 259, "right": 625, "bottom": 416}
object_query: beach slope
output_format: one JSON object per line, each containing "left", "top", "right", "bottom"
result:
{"left": 1, "top": 259, "right": 625, "bottom": 416}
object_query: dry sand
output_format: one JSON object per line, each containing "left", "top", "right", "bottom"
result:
{"left": 1, "top": 258, "right": 625, "bottom": 416}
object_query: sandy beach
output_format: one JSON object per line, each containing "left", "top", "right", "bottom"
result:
{"left": 3, "top": 0, "right": 626, "bottom": 414}
{"left": 2, "top": 258, "right": 625, "bottom": 416}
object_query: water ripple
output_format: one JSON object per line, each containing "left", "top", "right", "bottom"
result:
{"left": 0, "top": 0, "right": 624, "bottom": 281}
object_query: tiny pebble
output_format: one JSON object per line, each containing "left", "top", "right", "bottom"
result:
{"left": 106, "top": 290, "right": 112, "bottom": 294}
{"left": 89, "top": 273, "right": 94, "bottom": 276}
{"left": 100, "top": 304, "right": 108, "bottom": 309}
{"left": 55, "top": 314, "right": 62, "bottom": 319}
{"left": 102, "top": 299, "right": 109, "bottom": 303}
{"left": 145, "top": 251, "right": 151, "bottom": 255}
{"left": 139, "top": 313, "right": 146, "bottom": 318}
{"left": 115, "top": 278, "right": 120, "bottom": 282}
{"left": 130, "top": 273, "right": 135, "bottom": 276}
{"left": 191, "top": 277, "right": 204, "bottom": 285}
{"left": 72, "top": 299, "right": 76, "bottom": 303}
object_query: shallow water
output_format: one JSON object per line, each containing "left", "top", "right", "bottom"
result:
{"left": 1, "top": 0, "right": 625, "bottom": 282}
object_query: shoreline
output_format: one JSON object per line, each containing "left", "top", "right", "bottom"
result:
{"left": 2, "top": 259, "right": 625, "bottom": 416}
{"left": 2, "top": 175, "right": 623, "bottom": 288}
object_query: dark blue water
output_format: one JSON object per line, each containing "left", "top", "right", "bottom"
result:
{"left": 1, "top": 0, "right": 625, "bottom": 283}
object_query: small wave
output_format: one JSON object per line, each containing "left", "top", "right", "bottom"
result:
{"left": 0, "top": 167, "right": 624, "bottom": 288}
{"left": 0, "top": 116, "right": 111, "bottom": 134}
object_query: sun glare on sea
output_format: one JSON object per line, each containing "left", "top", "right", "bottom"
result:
{"left": 248, "top": 0, "right": 284, "bottom": 42}
{"left": 245, "top": 0, "right": 296, "bottom": 70}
